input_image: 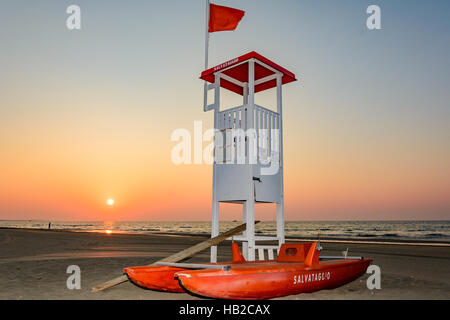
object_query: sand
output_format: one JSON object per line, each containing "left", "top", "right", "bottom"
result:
{"left": 0, "top": 228, "right": 449, "bottom": 300}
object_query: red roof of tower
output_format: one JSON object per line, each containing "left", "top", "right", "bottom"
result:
{"left": 200, "top": 51, "right": 297, "bottom": 95}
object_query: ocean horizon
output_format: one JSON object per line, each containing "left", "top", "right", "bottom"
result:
{"left": 1, "top": 220, "right": 449, "bottom": 243}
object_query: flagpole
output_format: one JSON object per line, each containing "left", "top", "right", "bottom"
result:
{"left": 203, "top": 0, "right": 210, "bottom": 111}
{"left": 205, "top": 0, "right": 210, "bottom": 69}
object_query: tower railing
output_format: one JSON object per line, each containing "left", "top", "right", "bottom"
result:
{"left": 216, "top": 104, "right": 280, "bottom": 166}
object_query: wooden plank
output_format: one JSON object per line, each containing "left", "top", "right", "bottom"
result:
{"left": 157, "top": 221, "right": 259, "bottom": 263}
{"left": 91, "top": 221, "right": 259, "bottom": 292}
{"left": 155, "top": 262, "right": 228, "bottom": 270}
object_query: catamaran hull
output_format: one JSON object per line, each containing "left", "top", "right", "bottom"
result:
{"left": 124, "top": 243, "right": 250, "bottom": 293}
{"left": 124, "top": 261, "right": 261, "bottom": 293}
{"left": 124, "top": 266, "right": 186, "bottom": 293}
{"left": 176, "top": 259, "right": 372, "bottom": 300}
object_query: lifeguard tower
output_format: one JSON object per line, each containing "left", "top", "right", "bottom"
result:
{"left": 201, "top": 51, "right": 297, "bottom": 262}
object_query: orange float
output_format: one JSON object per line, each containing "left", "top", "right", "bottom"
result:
{"left": 124, "top": 243, "right": 248, "bottom": 293}
{"left": 124, "top": 265, "right": 187, "bottom": 293}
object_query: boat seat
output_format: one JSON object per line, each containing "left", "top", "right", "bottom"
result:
{"left": 276, "top": 243, "right": 313, "bottom": 263}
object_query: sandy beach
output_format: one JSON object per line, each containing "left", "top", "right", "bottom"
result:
{"left": 0, "top": 228, "right": 449, "bottom": 300}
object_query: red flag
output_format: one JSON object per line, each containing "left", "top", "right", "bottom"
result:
{"left": 209, "top": 3, "right": 245, "bottom": 33}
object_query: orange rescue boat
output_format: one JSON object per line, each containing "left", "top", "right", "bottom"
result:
{"left": 124, "top": 242, "right": 372, "bottom": 299}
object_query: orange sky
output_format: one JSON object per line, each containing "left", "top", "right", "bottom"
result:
{"left": 0, "top": 1, "right": 449, "bottom": 221}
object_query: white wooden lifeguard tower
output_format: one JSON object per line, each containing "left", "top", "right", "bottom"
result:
{"left": 201, "top": 52, "right": 297, "bottom": 262}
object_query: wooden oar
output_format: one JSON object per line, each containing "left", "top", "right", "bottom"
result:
{"left": 91, "top": 221, "right": 259, "bottom": 292}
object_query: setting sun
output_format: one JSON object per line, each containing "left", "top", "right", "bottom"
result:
{"left": 106, "top": 199, "right": 115, "bottom": 206}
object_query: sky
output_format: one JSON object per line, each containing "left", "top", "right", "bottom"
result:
{"left": 0, "top": 0, "right": 449, "bottom": 221}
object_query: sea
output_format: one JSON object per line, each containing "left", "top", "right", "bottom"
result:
{"left": 0, "top": 220, "right": 449, "bottom": 243}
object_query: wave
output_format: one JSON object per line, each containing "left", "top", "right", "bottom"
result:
{"left": 424, "top": 233, "right": 446, "bottom": 238}
{"left": 133, "top": 228, "right": 160, "bottom": 232}
{"left": 356, "top": 234, "right": 379, "bottom": 238}
{"left": 382, "top": 233, "right": 400, "bottom": 237}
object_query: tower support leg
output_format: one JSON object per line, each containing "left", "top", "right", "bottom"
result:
{"left": 242, "top": 202, "right": 248, "bottom": 260}
{"left": 276, "top": 201, "right": 285, "bottom": 248}
{"left": 210, "top": 200, "right": 219, "bottom": 262}
{"left": 245, "top": 198, "right": 255, "bottom": 261}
